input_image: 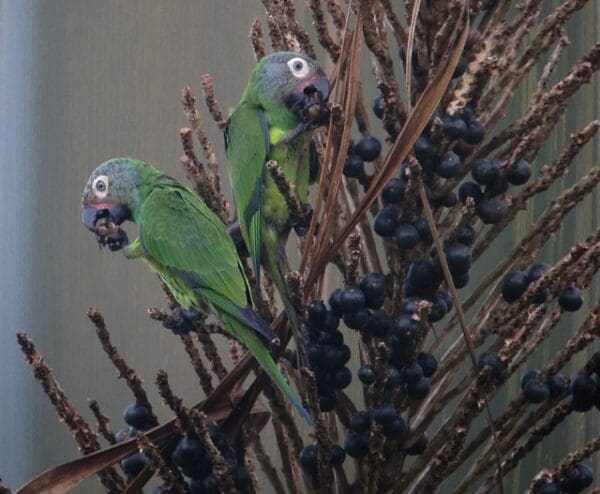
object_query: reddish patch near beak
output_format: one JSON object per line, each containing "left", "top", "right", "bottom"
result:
{"left": 83, "top": 202, "right": 116, "bottom": 210}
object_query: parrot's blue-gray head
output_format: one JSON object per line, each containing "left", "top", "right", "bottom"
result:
{"left": 81, "top": 158, "right": 141, "bottom": 232}
{"left": 253, "top": 51, "right": 330, "bottom": 124}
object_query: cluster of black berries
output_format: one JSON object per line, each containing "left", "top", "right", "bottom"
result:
{"left": 305, "top": 300, "right": 353, "bottom": 412}
{"left": 344, "top": 404, "right": 408, "bottom": 460}
{"left": 374, "top": 170, "right": 444, "bottom": 249}
{"left": 410, "top": 104, "right": 485, "bottom": 178}
{"left": 458, "top": 156, "right": 531, "bottom": 224}
{"left": 357, "top": 335, "right": 437, "bottom": 408}
{"left": 374, "top": 206, "right": 437, "bottom": 253}
{"left": 501, "top": 262, "right": 584, "bottom": 311}
{"left": 115, "top": 403, "right": 154, "bottom": 477}
{"left": 343, "top": 384, "right": 429, "bottom": 459}
{"left": 154, "top": 424, "right": 250, "bottom": 494}
{"left": 520, "top": 370, "right": 567, "bottom": 404}
{"left": 343, "top": 135, "right": 383, "bottom": 178}
{"left": 328, "top": 272, "right": 388, "bottom": 334}
{"left": 116, "top": 402, "right": 249, "bottom": 493}
{"left": 176, "top": 424, "right": 251, "bottom": 494}
{"left": 540, "top": 463, "right": 594, "bottom": 494}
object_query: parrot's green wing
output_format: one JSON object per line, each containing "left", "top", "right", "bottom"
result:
{"left": 138, "top": 186, "right": 276, "bottom": 343}
{"left": 137, "top": 186, "right": 311, "bottom": 424}
{"left": 225, "top": 101, "right": 269, "bottom": 284}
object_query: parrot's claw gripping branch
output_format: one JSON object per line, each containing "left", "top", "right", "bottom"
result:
{"left": 266, "top": 160, "right": 312, "bottom": 235}
{"left": 161, "top": 307, "right": 205, "bottom": 335}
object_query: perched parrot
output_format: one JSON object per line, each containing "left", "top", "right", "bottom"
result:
{"left": 82, "top": 157, "right": 311, "bottom": 424}
{"left": 225, "top": 51, "right": 329, "bottom": 334}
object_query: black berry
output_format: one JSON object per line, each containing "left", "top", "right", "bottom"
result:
{"left": 372, "top": 93, "right": 385, "bottom": 120}
{"left": 339, "top": 288, "right": 366, "bottom": 314}
{"left": 299, "top": 445, "right": 318, "bottom": 473}
{"left": 559, "top": 286, "right": 583, "bottom": 312}
{"left": 507, "top": 159, "right": 531, "bottom": 185}
{"left": 458, "top": 181, "right": 483, "bottom": 203}
{"left": 374, "top": 206, "right": 398, "bottom": 237}
{"left": 442, "top": 116, "right": 467, "bottom": 140}
{"left": 395, "top": 223, "right": 420, "bottom": 249}
{"left": 358, "top": 365, "right": 377, "bottom": 385}
{"left": 344, "top": 433, "right": 369, "bottom": 459}
{"left": 463, "top": 120, "right": 485, "bottom": 144}
{"left": 123, "top": 403, "right": 153, "bottom": 430}
{"left": 343, "top": 154, "right": 365, "bottom": 178}
{"left": 351, "top": 411, "right": 372, "bottom": 433}
{"left": 476, "top": 197, "right": 507, "bottom": 224}
{"left": 435, "top": 151, "right": 461, "bottom": 178}
{"left": 382, "top": 178, "right": 405, "bottom": 203}
{"left": 356, "top": 136, "right": 382, "bottom": 162}
{"left": 471, "top": 158, "right": 501, "bottom": 186}
{"left": 501, "top": 270, "right": 528, "bottom": 303}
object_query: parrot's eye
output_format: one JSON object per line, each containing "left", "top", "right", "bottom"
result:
{"left": 287, "top": 57, "right": 310, "bottom": 79}
{"left": 92, "top": 175, "right": 109, "bottom": 198}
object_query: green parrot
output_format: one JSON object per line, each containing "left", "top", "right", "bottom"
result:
{"left": 225, "top": 52, "right": 329, "bottom": 335}
{"left": 82, "top": 157, "right": 311, "bottom": 424}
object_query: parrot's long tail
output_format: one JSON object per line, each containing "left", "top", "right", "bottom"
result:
{"left": 261, "top": 236, "right": 306, "bottom": 364}
{"left": 221, "top": 313, "right": 312, "bottom": 425}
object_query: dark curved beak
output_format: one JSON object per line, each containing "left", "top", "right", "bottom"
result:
{"left": 303, "top": 70, "right": 330, "bottom": 102}
{"left": 287, "top": 70, "right": 330, "bottom": 124}
{"left": 82, "top": 203, "right": 131, "bottom": 231}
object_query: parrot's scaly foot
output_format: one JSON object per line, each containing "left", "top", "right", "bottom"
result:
{"left": 290, "top": 203, "right": 313, "bottom": 237}
{"left": 162, "top": 307, "right": 202, "bottom": 335}
{"left": 105, "top": 228, "right": 129, "bottom": 252}
{"left": 285, "top": 202, "right": 312, "bottom": 236}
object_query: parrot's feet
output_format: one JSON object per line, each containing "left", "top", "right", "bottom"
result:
{"left": 290, "top": 203, "right": 313, "bottom": 237}
{"left": 105, "top": 228, "right": 129, "bottom": 252}
{"left": 268, "top": 337, "right": 281, "bottom": 353}
{"left": 162, "top": 307, "right": 203, "bottom": 335}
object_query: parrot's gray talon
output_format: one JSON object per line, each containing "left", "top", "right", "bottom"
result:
{"left": 291, "top": 203, "right": 313, "bottom": 236}
{"left": 269, "top": 337, "right": 281, "bottom": 351}
{"left": 162, "top": 307, "right": 202, "bottom": 335}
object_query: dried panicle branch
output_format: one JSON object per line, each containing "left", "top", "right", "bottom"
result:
{"left": 17, "top": 332, "right": 126, "bottom": 492}
{"left": 180, "top": 87, "right": 229, "bottom": 221}
{"left": 200, "top": 74, "right": 226, "bottom": 130}
{"left": 308, "top": 0, "right": 341, "bottom": 61}
{"left": 148, "top": 307, "right": 229, "bottom": 380}
{"left": 282, "top": 0, "right": 316, "bottom": 58}
{"left": 250, "top": 18, "right": 267, "bottom": 61}
{"left": 89, "top": 400, "right": 117, "bottom": 445}
{"left": 179, "top": 333, "right": 214, "bottom": 395}
{"left": 156, "top": 370, "right": 191, "bottom": 431}
{"left": 87, "top": 308, "right": 159, "bottom": 427}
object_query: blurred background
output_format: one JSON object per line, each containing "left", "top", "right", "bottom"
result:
{"left": 0, "top": 1, "right": 598, "bottom": 492}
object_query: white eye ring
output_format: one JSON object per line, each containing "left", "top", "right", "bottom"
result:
{"left": 287, "top": 57, "right": 310, "bottom": 79}
{"left": 93, "top": 175, "right": 109, "bottom": 198}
